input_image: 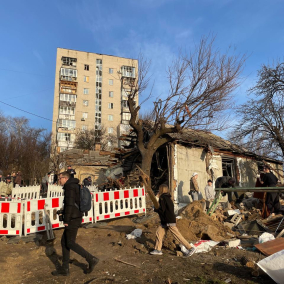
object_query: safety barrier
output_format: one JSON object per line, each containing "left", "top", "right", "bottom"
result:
{"left": 94, "top": 187, "right": 146, "bottom": 222}
{"left": 47, "top": 185, "right": 64, "bottom": 198}
{"left": 0, "top": 200, "right": 22, "bottom": 236}
{"left": 12, "top": 186, "right": 40, "bottom": 200}
{"left": 1, "top": 186, "right": 146, "bottom": 236}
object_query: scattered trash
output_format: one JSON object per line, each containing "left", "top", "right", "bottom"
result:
{"left": 126, "top": 229, "right": 142, "bottom": 239}
{"left": 176, "top": 216, "right": 182, "bottom": 219}
{"left": 255, "top": 238, "right": 284, "bottom": 256}
{"left": 227, "top": 209, "right": 241, "bottom": 216}
{"left": 257, "top": 249, "right": 284, "bottom": 284}
{"left": 190, "top": 240, "right": 219, "bottom": 253}
{"left": 258, "top": 232, "right": 275, "bottom": 244}
{"left": 224, "top": 238, "right": 241, "bottom": 248}
{"left": 224, "top": 278, "right": 231, "bottom": 283}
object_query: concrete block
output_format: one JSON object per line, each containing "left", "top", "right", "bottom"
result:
{"left": 224, "top": 238, "right": 241, "bottom": 248}
{"left": 231, "top": 214, "right": 242, "bottom": 225}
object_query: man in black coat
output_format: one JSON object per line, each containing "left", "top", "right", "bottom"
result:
{"left": 215, "top": 176, "right": 239, "bottom": 203}
{"left": 67, "top": 165, "right": 76, "bottom": 178}
{"left": 83, "top": 176, "right": 92, "bottom": 187}
{"left": 261, "top": 166, "right": 280, "bottom": 215}
{"left": 52, "top": 171, "right": 98, "bottom": 276}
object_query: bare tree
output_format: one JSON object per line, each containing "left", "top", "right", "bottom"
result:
{"left": 124, "top": 36, "right": 245, "bottom": 208}
{"left": 74, "top": 126, "right": 117, "bottom": 151}
{"left": 231, "top": 62, "right": 284, "bottom": 159}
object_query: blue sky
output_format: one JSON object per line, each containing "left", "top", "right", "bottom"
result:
{"left": 0, "top": 0, "right": 284, "bottom": 136}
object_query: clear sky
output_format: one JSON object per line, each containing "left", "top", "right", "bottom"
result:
{"left": 0, "top": 0, "right": 283, "bottom": 135}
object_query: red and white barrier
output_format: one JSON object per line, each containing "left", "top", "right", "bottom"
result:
{"left": 94, "top": 187, "right": 146, "bottom": 222}
{"left": 12, "top": 186, "right": 40, "bottom": 200}
{"left": 47, "top": 185, "right": 64, "bottom": 198}
{"left": 0, "top": 201, "right": 22, "bottom": 236}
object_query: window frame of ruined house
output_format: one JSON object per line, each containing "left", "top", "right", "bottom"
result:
{"left": 108, "top": 114, "right": 114, "bottom": 121}
{"left": 84, "top": 64, "right": 89, "bottom": 71}
{"left": 61, "top": 57, "right": 77, "bottom": 67}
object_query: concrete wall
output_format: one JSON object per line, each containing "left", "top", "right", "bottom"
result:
{"left": 173, "top": 144, "right": 283, "bottom": 204}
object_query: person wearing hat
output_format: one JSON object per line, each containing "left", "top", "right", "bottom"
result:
{"left": 0, "top": 176, "right": 13, "bottom": 200}
{"left": 188, "top": 172, "right": 203, "bottom": 202}
{"left": 67, "top": 165, "right": 76, "bottom": 179}
{"left": 83, "top": 176, "right": 92, "bottom": 187}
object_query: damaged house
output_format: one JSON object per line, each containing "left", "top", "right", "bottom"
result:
{"left": 121, "top": 128, "right": 284, "bottom": 205}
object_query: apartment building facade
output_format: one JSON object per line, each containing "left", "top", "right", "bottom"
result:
{"left": 51, "top": 48, "right": 138, "bottom": 152}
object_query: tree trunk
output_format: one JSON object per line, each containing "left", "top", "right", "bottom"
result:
{"left": 140, "top": 150, "right": 159, "bottom": 209}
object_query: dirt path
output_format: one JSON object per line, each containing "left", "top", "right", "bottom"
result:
{"left": 0, "top": 217, "right": 274, "bottom": 284}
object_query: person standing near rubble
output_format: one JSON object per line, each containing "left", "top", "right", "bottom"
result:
{"left": 150, "top": 184, "right": 196, "bottom": 257}
{"left": 261, "top": 165, "right": 280, "bottom": 216}
{"left": 51, "top": 171, "right": 98, "bottom": 276}
{"left": 215, "top": 176, "right": 239, "bottom": 204}
{"left": 189, "top": 172, "right": 203, "bottom": 201}
{"left": 204, "top": 179, "right": 215, "bottom": 208}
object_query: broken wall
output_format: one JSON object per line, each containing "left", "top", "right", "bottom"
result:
{"left": 174, "top": 144, "right": 222, "bottom": 203}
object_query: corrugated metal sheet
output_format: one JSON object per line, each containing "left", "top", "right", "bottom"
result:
{"left": 255, "top": 238, "right": 284, "bottom": 256}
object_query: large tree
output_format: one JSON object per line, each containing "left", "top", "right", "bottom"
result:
{"left": 230, "top": 62, "right": 284, "bottom": 159}
{"left": 123, "top": 37, "right": 245, "bottom": 208}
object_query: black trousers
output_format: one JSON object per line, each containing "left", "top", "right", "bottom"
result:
{"left": 61, "top": 217, "right": 92, "bottom": 269}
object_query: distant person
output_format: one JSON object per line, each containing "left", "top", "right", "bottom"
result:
{"left": 41, "top": 173, "right": 50, "bottom": 197}
{"left": 204, "top": 179, "right": 215, "bottom": 208}
{"left": 188, "top": 172, "right": 203, "bottom": 201}
{"left": 67, "top": 165, "right": 76, "bottom": 178}
{"left": 261, "top": 165, "right": 280, "bottom": 216}
{"left": 0, "top": 173, "right": 3, "bottom": 182}
{"left": 150, "top": 184, "right": 196, "bottom": 257}
{"left": 83, "top": 176, "right": 92, "bottom": 187}
{"left": 11, "top": 172, "right": 16, "bottom": 187}
{"left": 53, "top": 173, "right": 58, "bottom": 185}
{"left": 0, "top": 176, "right": 13, "bottom": 200}
{"left": 15, "top": 171, "right": 22, "bottom": 187}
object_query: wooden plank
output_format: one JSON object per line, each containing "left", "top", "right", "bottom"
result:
{"left": 255, "top": 238, "right": 284, "bottom": 256}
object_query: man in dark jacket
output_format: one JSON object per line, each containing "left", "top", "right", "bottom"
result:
{"left": 215, "top": 176, "right": 239, "bottom": 203}
{"left": 150, "top": 184, "right": 196, "bottom": 257}
{"left": 67, "top": 165, "right": 76, "bottom": 178}
{"left": 83, "top": 176, "right": 92, "bottom": 187}
{"left": 261, "top": 166, "right": 280, "bottom": 215}
{"left": 52, "top": 171, "right": 98, "bottom": 276}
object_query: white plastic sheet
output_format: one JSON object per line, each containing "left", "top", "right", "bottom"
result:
{"left": 257, "top": 249, "right": 284, "bottom": 284}
{"left": 258, "top": 232, "right": 275, "bottom": 244}
{"left": 181, "top": 240, "right": 219, "bottom": 254}
{"left": 126, "top": 229, "right": 142, "bottom": 239}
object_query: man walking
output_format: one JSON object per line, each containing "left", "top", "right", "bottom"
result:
{"left": 52, "top": 171, "right": 98, "bottom": 276}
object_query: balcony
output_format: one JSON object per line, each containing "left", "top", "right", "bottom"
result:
{"left": 58, "top": 141, "right": 74, "bottom": 148}
{"left": 58, "top": 114, "right": 75, "bottom": 120}
{"left": 121, "top": 66, "right": 136, "bottom": 78}
{"left": 60, "top": 81, "right": 77, "bottom": 94}
{"left": 59, "top": 100, "right": 76, "bottom": 108}
{"left": 57, "top": 119, "right": 76, "bottom": 131}
{"left": 60, "top": 68, "right": 77, "bottom": 82}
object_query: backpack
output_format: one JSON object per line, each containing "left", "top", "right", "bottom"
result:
{"left": 75, "top": 185, "right": 92, "bottom": 212}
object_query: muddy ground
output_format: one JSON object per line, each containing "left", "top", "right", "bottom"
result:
{"left": 0, "top": 210, "right": 274, "bottom": 284}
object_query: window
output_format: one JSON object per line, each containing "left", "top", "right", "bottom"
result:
{"left": 83, "top": 100, "right": 89, "bottom": 106}
{"left": 109, "top": 79, "right": 113, "bottom": 86}
{"left": 84, "top": 64, "right": 89, "bottom": 71}
{"left": 108, "top": 127, "right": 114, "bottom": 134}
{"left": 57, "top": 133, "right": 71, "bottom": 141}
{"left": 108, "top": 103, "right": 114, "bottom": 109}
{"left": 96, "top": 59, "right": 102, "bottom": 64}
{"left": 109, "top": 68, "right": 113, "bottom": 74}
{"left": 83, "top": 88, "right": 89, "bottom": 95}
{"left": 122, "top": 100, "right": 128, "bottom": 108}
{"left": 109, "top": 91, "right": 113, "bottom": 98}
{"left": 61, "top": 57, "right": 77, "bottom": 67}
{"left": 108, "top": 115, "right": 113, "bottom": 121}
{"left": 82, "top": 125, "right": 88, "bottom": 131}
{"left": 59, "top": 107, "right": 75, "bottom": 115}
{"left": 59, "top": 120, "right": 76, "bottom": 129}
{"left": 84, "top": 76, "right": 89, "bottom": 83}
{"left": 82, "top": 112, "right": 88, "bottom": 119}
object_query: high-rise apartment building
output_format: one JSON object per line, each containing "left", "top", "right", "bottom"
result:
{"left": 51, "top": 48, "right": 138, "bottom": 152}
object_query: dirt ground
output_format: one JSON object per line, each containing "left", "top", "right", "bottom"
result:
{"left": 0, "top": 209, "right": 274, "bottom": 284}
